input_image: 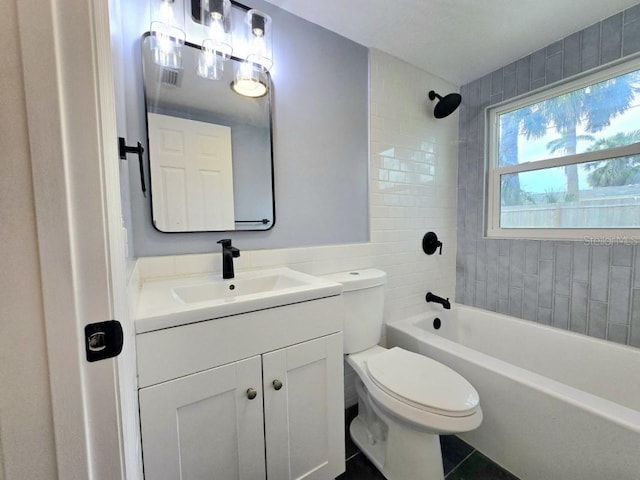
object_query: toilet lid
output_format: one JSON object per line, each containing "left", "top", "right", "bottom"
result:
{"left": 366, "top": 347, "right": 479, "bottom": 417}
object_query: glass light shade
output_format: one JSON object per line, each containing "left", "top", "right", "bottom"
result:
{"left": 245, "top": 9, "right": 273, "bottom": 72}
{"left": 150, "top": 0, "right": 185, "bottom": 69}
{"left": 151, "top": 0, "right": 183, "bottom": 28}
{"left": 197, "top": 40, "right": 225, "bottom": 80}
{"left": 231, "top": 79, "right": 268, "bottom": 98}
{"left": 232, "top": 61, "right": 268, "bottom": 98}
{"left": 150, "top": 21, "right": 186, "bottom": 69}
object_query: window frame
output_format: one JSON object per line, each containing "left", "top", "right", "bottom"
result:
{"left": 486, "top": 57, "right": 640, "bottom": 241}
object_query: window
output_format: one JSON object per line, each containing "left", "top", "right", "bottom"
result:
{"left": 486, "top": 59, "right": 640, "bottom": 240}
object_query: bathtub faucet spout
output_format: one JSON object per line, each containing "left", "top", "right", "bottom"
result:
{"left": 426, "top": 292, "right": 451, "bottom": 310}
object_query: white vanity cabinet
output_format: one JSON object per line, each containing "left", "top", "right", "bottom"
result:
{"left": 136, "top": 296, "right": 345, "bottom": 480}
{"left": 139, "top": 355, "right": 267, "bottom": 479}
{"left": 262, "top": 333, "right": 344, "bottom": 480}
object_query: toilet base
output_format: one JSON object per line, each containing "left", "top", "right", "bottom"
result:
{"left": 350, "top": 380, "right": 445, "bottom": 480}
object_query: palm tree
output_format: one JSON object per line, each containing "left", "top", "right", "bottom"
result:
{"left": 538, "top": 71, "right": 639, "bottom": 199}
{"left": 545, "top": 132, "right": 595, "bottom": 200}
{"left": 584, "top": 130, "right": 640, "bottom": 187}
{"left": 499, "top": 106, "right": 545, "bottom": 205}
{"left": 498, "top": 70, "right": 639, "bottom": 205}
{"left": 546, "top": 132, "right": 595, "bottom": 154}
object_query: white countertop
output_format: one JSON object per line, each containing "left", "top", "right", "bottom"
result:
{"left": 135, "top": 267, "right": 343, "bottom": 333}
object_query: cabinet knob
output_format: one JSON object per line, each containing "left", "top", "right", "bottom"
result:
{"left": 272, "top": 379, "right": 283, "bottom": 391}
{"left": 246, "top": 388, "right": 257, "bottom": 400}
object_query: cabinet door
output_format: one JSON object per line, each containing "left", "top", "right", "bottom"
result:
{"left": 263, "top": 333, "right": 345, "bottom": 480}
{"left": 139, "top": 356, "right": 265, "bottom": 480}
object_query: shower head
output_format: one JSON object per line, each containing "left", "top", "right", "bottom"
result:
{"left": 428, "top": 90, "right": 462, "bottom": 119}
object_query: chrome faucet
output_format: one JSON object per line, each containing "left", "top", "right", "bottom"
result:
{"left": 217, "top": 239, "right": 240, "bottom": 279}
{"left": 425, "top": 292, "right": 451, "bottom": 310}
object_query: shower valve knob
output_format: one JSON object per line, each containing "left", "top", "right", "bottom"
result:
{"left": 422, "top": 231, "right": 443, "bottom": 255}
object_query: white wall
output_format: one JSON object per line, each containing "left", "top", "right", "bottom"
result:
{"left": 0, "top": 0, "right": 58, "bottom": 478}
{"left": 369, "top": 49, "right": 458, "bottom": 324}
{"left": 136, "top": 49, "right": 459, "bottom": 406}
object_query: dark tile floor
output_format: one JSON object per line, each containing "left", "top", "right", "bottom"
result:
{"left": 337, "top": 407, "right": 519, "bottom": 480}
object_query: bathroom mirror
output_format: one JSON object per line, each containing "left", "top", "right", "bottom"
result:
{"left": 141, "top": 34, "right": 275, "bottom": 232}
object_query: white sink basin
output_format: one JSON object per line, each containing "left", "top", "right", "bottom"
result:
{"left": 172, "top": 271, "right": 309, "bottom": 304}
{"left": 136, "top": 268, "right": 342, "bottom": 333}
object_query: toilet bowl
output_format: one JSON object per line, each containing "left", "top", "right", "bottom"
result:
{"left": 324, "top": 269, "right": 482, "bottom": 480}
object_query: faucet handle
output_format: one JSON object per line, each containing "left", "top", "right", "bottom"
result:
{"left": 217, "top": 239, "right": 232, "bottom": 248}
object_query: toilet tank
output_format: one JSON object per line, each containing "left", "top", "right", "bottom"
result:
{"left": 323, "top": 269, "right": 387, "bottom": 354}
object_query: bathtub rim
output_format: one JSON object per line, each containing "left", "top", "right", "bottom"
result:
{"left": 420, "top": 303, "right": 640, "bottom": 356}
{"left": 387, "top": 307, "right": 640, "bottom": 434}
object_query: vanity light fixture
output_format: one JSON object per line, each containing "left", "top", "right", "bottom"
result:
{"left": 197, "top": 0, "right": 233, "bottom": 80}
{"left": 244, "top": 9, "right": 273, "bottom": 72}
{"left": 150, "top": 0, "right": 186, "bottom": 69}
{"left": 232, "top": 9, "right": 272, "bottom": 97}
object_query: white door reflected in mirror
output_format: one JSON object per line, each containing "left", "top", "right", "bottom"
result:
{"left": 148, "top": 113, "right": 235, "bottom": 231}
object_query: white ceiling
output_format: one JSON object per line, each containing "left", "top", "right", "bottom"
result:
{"left": 265, "top": 0, "right": 640, "bottom": 86}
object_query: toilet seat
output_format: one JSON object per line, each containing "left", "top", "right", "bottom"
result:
{"left": 366, "top": 347, "right": 479, "bottom": 417}
{"left": 347, "top": 345, "right": 482, "bottom": 434}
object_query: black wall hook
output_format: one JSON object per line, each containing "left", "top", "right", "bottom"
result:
{"left": 118, "top": 137, "right": 147, "bottom": 197}
{"left": 422, "top": 231, "right": 443, "bottom": 255}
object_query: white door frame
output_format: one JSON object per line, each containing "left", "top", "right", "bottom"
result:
{"left": 16, "top": 0, "right": 129, "bottom": 478}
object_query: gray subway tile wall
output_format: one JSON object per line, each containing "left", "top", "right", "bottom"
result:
{"left": 602, "top": 14, "right": 623, "bottom": 64}
{"left": 581, "top": 23, "right": 601, "bottom": 72}
{"left": 563, "top": 32, "right": 582, "bottom": 78}
{"left": 456, "top": 4, "right": 640, "bottom": 349}
{"left": 624, "top": 6, "right": 640, "bottom": 56}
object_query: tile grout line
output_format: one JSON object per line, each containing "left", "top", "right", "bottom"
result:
{"left": 444, "top": 448, "right": 477, "bottom": 479}
{"left": 345, "top": 451, "right": 360, "bottom": 463}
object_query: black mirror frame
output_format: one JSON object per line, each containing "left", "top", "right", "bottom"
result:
{"left": 140, "top": 28, "right": 276, "bottom": 234}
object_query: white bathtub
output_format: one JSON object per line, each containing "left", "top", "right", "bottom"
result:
{"left": 386, "top": 304, "right": 640, "bottom": 480}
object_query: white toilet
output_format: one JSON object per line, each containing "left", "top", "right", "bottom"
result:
{"left": 324, "top": 269, "right": 482, "bottom": 480}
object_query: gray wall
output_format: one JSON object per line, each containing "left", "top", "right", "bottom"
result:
{"left": 457, "top": 4, "right": 640, "bottom": 349}
{"left": 119, "top": 0, "right": 369, "bottom": 256}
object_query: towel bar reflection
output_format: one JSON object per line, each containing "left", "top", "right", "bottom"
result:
{"left": 234, "top": 219, "right": 271, "bottom": 224}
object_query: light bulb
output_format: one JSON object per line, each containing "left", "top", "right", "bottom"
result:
{"left": 210, "top": 12, "right": 224, "bottom": 38}
{"left": 247, "top": 33, "right": 266, "bottom": 64}
{"left": 158, "top": 0, "right": 175, "bottom": 25}
{"left": 207, "top": 11, "right": 232, "bottom": 59}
